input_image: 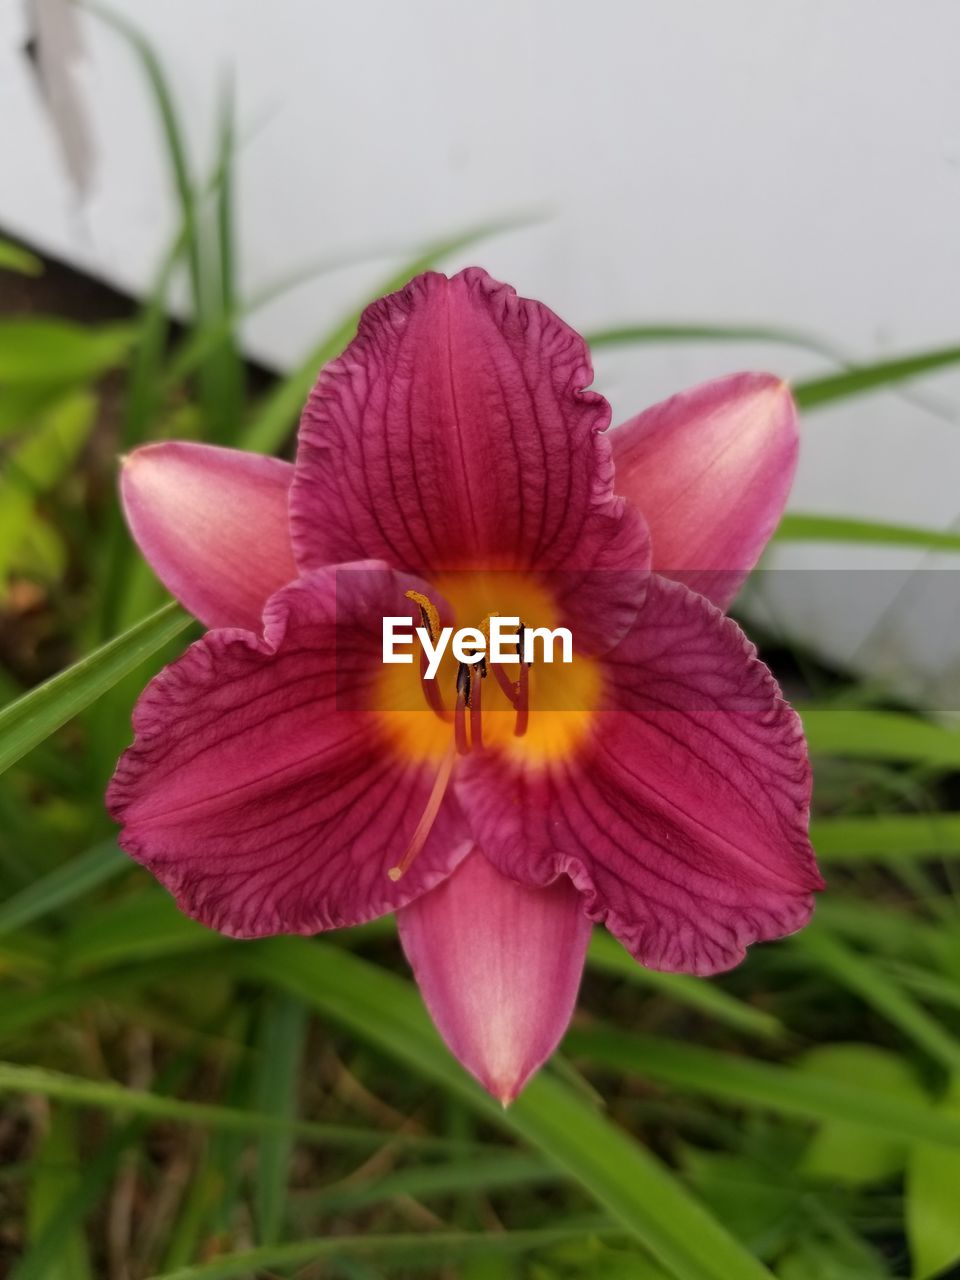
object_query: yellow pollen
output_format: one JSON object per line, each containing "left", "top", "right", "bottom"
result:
{"left": 405, "top": 588, "right": 441, "bottom": 642}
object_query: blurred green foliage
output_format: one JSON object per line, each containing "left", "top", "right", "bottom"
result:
{"left": 3, "top": 15, "right": 960, "bottom": 1280}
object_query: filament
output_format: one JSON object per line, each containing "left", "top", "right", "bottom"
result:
{"left": 388, "top": 745, "right": 456, "bottom": 882}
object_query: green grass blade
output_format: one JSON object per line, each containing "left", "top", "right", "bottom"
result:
{"left": 85, "top": 3, "right": 203, "bottom": 322}
{"left": 588, "top": 933, "right": 783, "bottom": 1039}
{"left": 812, "top": 813, "right": 960, "bottom": 862}
{"left": 0, "top": 840, "right": 127, "bottom": 939}
{"left": 294, "top": 1152, "right": 558, "bottom": 1215}
{"left": 0, "top": 1061, "right": 464, "bottom": 1154}
{"left": 0, "top": 318, "right": 134, "bottom": 382}
{"left": 792, "top": 928, "right": 960, "bottom": 1072}
{"left": 0, "top": 602, "right": 191, "bottom": 776}
{"left": 776, "top": 514, "right": 960, "bottom": 552}
{"left": 801, "top": 710, "right": 960, "bottom": 767}
{"left": 25, "top": 1109, "right": 93, "bottom": 1280}
{"left": 586, "top": 322, "right": 839, "bottom": 360}
{"left": 243, "top": 938, "right": 774, "bottom": 1280}
{"left": 562, "top": 1028, "right": 960, "bottom": 1149}
{"left": 793, "top": 344, "right": 960, "bottom": 408}
{"left": 252, "top": 993, "right": 307, "bottom": 1245}
{"left": 143, "top": 1224, "right": 624, "bottom": 1280}
{"left": 0, "top": 238, "right": 43, "bottom": 275}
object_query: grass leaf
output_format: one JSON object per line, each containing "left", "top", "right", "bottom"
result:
{"left": 0, "top": 840, "right": 127, "bottom": 939}
{"left": 0, "top": 602, "right": 191, "bottom": 777}
{"left": 563, "top": 1027, "right": 960, "bottom": 1149}
{"left": 0, "top": 319, "right": 134, "bottom": 382}
{"left": 244, "top": 938, "right": 775, "bottom": 1280}
{"left": 776, "top": 514, "right": 960, "bottom": 553}
{"left": 793, "top": 345, "right": 960, "bottom": 408}
{"left": 142, "top": 1224, "right": 624, "bottom": 1280}
{"left": 801, "top": 710, "right": 960, "bottom": 767}
{"left": 0, "top": 239, "right": 43, "bottom": 276}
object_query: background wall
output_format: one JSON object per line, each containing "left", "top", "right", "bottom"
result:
{"left": 2, "top": 0, "right": 958, "bottom": 697}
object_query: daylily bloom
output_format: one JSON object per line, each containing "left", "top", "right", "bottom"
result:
{"left": 108, "top": 268, "right": 822, "bottom": 1104}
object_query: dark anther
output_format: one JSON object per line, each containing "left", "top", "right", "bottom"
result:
{"left": 456, "top": 661, "right": 473, "bottom": 706}
{"left": 417, "top": 604, "right": 435, "bottom": 642}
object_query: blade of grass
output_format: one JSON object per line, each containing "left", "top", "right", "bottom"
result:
{"left": 252, "top": 992, "right": 307, "bottom": 1245}
{"left": 202, "top": 76, "right": 245, "bottom": 441}
{"left": 0, "top": 319, "right": 134, "bottom": 382}
{"left": 25, "top": 1109, "right": 93, "bottom": 1280}
{"left": 588, "top": 933, "right": 782, "bottom": 1039}
{"left": 0, "top": 1060, "right": 471, "bottom": 1154}
{"left": 801, "top": 710, "right": 960, "bottom": 768}
{"left": 811, "top": 813, "right": 960, "bottom": 862}
{"left": 0, "top": 602, "right": 192, "bottom": 777}
{"left": 143, "top": 1224, "right": 624, "bottom": 1280}
{"left": 244, "top": 938, "right": 775, "bottom": 1280}
{"left": 85, "top": 3, "right": 203, "bottom": 324}
{"left": 776, "top": 514, "right": 960, "bottom": 553}
{"left": 0, "top": 238, "right": 43, "bottom": 275}
{"left": 587, "top": 322, "right": 841, "bottom": 361}
{"left": 292, "top": 1152, "right": 558, "bottom": 1216}
{"left": 0, "top": 840, "right": 127, "bottom": 939}
{"left": 793, "top": 344, "right": 960, "bottom": 408}
{"left": 792, "top": 927, "right": 960, "bottom": 1072}
{"left": 561, "top": 1027, "right": 960, "bottom": 1149}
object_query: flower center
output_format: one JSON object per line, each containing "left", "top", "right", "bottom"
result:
{"left": 375, "top": 571, "right": 601, "bottom": 767}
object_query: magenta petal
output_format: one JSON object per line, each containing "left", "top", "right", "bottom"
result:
{"left": 397, "top": 850, "right": 590, "bottom": 1104}
{"left": 291, "top": 268, "right": 629, "bottom": 577}
{"left": 120, "top": 442, "right": 297, "bottom": 630}
{"left": 107, "top": 564, "right": 471, "bottom": 936}
{"left": 457, "top": 575, "right": 821, "bottom": 976}
{"left": 610, "top": 374, "right": 798, "bottom": 609}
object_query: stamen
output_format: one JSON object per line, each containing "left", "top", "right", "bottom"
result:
{"left": 388, "top": 745, "right": 456, "bottom": 881}
{"left": 454, "top": 664, "right": 471, "bottom": 755}
{"left": 469, "top": 665, "right": 483, "bottom": 751}
{"left": 404, "top": 588, "right": 449, "bottom": 721}
{"left": 418, "top": 647, "right": 449, "bottom": 720}
{"left": 491, "top": 661, "right": 519, "bottom": 708}
{"left": 514, "top": 660, "right": 529, "bottom": 738}
{"left": 405, "top": 589, "right": 441, "bottom": 643}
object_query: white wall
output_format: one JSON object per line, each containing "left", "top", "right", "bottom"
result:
{"left": 2, "top": 0, "right": 959, "bottom": 700}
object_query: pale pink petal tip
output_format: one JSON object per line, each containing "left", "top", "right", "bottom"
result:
{"left": 611, "top": 373, "right": 798, "bottom": 609}
{"left": 397, "top": 851, "right": 591, "bottom": 1104}
{"left": 120, "top": 441, "right": 297, "bottom": 631}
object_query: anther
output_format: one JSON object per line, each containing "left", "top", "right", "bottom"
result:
{"left": 405, "top": 588, "right": 449, "bottom": 721}
{"left": 405, "top": 589, "right": 441, "bottom": 643}
{"left": 469, "top": 665, "right": 483, "bottom": 751}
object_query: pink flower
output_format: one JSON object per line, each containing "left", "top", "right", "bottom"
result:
{"left": 108, "top": 269, "right": 822, "bottom": 1104}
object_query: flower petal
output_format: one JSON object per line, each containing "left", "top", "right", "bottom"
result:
{"left": 291, "top": 268, "right": 640, "bottom": 581}
{"left": 120, "top": 442, "right": 297, "bottom": 630}
{"left": 397, "top": 849, "right": 590, "bottom": 1104}
{"left": 108, "top": 564, "right": 471, "bottom": 936}
{"left": 610, "top": 374, "right": 798, "bottom": 609}
{"left": 457, "top": 575, "right": 821, "bottom": 976}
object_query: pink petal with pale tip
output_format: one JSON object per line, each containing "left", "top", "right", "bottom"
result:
{"left": 108, "top": 564, "right": 472, "bottom": 936}
{"left": 120, "top": 441, "right": 297, "bottom": 630}
{"left": 291, "top": 268, "right": 645, "bottom": 583}
{"left": 610, "top": 373, "right": 798, "bottom": 610}
{"left": 457, "top": 575, "right": 821, "bottom": 977}
{"left": 397, "top": 850, "right": 591, "bottom": 1104}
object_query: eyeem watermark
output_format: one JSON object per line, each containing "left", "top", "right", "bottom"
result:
{"left": 383, "top": 616, "right": 572, "bottom": 679}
